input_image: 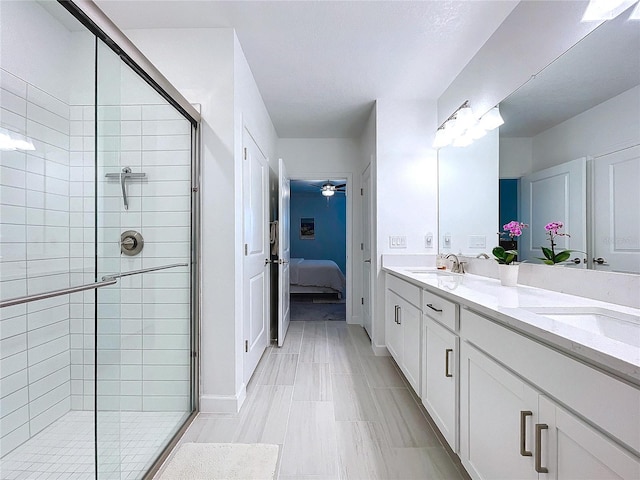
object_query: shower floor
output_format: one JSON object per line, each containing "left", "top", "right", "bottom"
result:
{"left": 0, "top": 410, "right": 187, "bottom": 480}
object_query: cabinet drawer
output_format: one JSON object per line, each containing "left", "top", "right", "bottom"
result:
{"left": 423, "top": 290, "right": 458, "bottom": 331}
{"left": 387, "top": 273, "right": 421, "bottom": 307}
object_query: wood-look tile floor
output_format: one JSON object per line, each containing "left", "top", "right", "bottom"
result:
{"left": 159, "top": 321, "right": 469, "bottom": 480}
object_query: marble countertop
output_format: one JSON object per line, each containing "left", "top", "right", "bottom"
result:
{"left": 383, "top": 266, "right": 640, "bottom": 386}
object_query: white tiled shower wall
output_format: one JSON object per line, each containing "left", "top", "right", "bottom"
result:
{"left": 1, "top": 68, "right": 72, "bottom": 455}
{"left": 69, "top": 102, "right": 193, "bottom": 413}
{"left": 1, "top": 66, "right": 193, "bottom": 457}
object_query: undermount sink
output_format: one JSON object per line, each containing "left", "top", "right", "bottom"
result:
{"left": 524, "top": 307, "right": 640, "bottom": 347}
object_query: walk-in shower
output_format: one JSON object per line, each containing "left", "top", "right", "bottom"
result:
{"left": 0, "top": 1, "right": 200, "bottom": 478}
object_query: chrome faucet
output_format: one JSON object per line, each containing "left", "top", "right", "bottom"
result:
{"left": 446, "top": 253, "right": 465, "bottom": 274}
{"left": 476, "top": 253, "right": 490, "bottom": 259}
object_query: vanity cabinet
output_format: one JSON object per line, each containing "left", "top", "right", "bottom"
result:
{"left": 385, "top": 274, "right": 422, "bottom": 394}
{"left": 460, "top": 308, "right": 640, "bottom": 479}
{"left": 422, "top": 290, "right": 460, "bottom": 451}
{"left": 460, "top": 341, "right": 539, "bottom": 480}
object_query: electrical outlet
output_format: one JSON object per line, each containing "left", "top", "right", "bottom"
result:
{"left": 425, "top": 233, "right": 433, "bottom": 248}
{"left": 469, "top": 235, "right": 486, "bottom": 248}
{"left": 389, "top": 236, "right": 407, "bottom": 249}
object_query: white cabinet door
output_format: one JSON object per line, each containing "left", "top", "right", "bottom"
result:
{"left": 385, "top": 289, "right": 403, "bottom": 363}
{"left": 460, "top": 342, "right": 538, "bottom": 480}
{"left": 538, "top": 396, "right": 640, "bottom": 480}
{"left": 423, "top": 317, "right": 457, "bottom": 451}
{"left": 400, "top": 299, "right": 421, "bottom": 394}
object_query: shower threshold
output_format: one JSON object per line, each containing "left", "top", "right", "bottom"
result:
{"left": 0, "top": 410, "right": 187, "bottom": 480}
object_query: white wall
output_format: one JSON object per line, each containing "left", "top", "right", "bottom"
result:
{"left": 126, "top": 27, "right": 278, "bottom": 413}
{"left": 500, "top": 137, "right": 533, "bottom": 178}
{"left": 532, "top": 85, "right": 640, "bottom": 170}
{"left": 374, "top": 99, "right": 438, "bottom": 351}
{"left": 277, "top": 138, "right": 362, "bottom": 325}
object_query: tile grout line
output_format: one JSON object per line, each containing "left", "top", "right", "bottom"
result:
{"left": 275, "top": 320, "right": 303, "bottom": 480}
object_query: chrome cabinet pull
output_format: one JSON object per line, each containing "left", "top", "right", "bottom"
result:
{"left": 397, "top": 305, "right": 402, "bottom": 325}
{"left": 394, "top": 305, "right": 399, "bottom": 324}
{"left": 520, "top": 411, "right": 533, "bottom": 456}
{"left": 426, "top": 303, "right": 443, "bottom": 313}
{"left": 535, "top": 423, "right": 549, "bottom": 473}
{"left": 445, "top": 348, "right": 453, "bottom": 377}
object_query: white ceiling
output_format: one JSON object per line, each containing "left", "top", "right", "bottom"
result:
{"left": 94, "top": 0, "right": 518, "bottom": 138}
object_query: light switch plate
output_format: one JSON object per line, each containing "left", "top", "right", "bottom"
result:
{"left": 389, "top": 235, "right": 407, "bottom": 249}
{"left": 443, "top": 234, "right": 451, "bottom": 248}
{"left": 425, "top": 233, "right": 433, "bottom": 248}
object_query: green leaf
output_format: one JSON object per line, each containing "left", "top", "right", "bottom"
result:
{"left": 504, "top": 253, "right": 515, "bottom": 265}
{"left": 492, "top": 246, "right": 505, "bottom": 261}
{"left": 542, "top": 259, "right": 555, "bottom": 265}
{"left": 555, "top": 251, "right": 572, "bottom": 263}
{"left": 541, "top": 247, "right": 553, "bottom": 260}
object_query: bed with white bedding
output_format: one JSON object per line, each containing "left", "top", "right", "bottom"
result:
{"left": 289, "top": 258, "right": 346, "bottom": 297}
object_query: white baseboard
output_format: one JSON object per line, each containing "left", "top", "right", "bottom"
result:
{"left": 348, "top": 314, "right": 362, "bottom": 325}
{"left": 199, "top": 385, "right": 247, "bottom": 414}
{"left": 372, "top": 343, "right": 390, "bottom": 356}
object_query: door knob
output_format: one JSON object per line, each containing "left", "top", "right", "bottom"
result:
{"left": 571, "top": 257, "right": 585, "bottom": 264}
{"left": 593, "top": 257, "right": 608, "bottom": 265}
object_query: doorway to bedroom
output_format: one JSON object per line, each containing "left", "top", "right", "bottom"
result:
{"left": 289, "top": 179, "right": 347, "bottom": 322}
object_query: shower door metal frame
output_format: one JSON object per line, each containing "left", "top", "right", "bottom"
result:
{"left": 54, "top": 1, "right": 202, "bottom": 478}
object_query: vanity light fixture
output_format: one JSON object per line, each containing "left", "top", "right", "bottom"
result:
{"left": 478, "top": 106, "right": 504, "bottom": 131}
{"left": 433, "top": 101, "right": 502, "bottom": 149}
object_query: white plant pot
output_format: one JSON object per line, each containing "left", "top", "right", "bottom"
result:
{"left": 498, "top": 264, "right": 519, "bottom": 287}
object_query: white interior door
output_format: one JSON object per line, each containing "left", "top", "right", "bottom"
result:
{"left": 277, "top": 158, "right": 291, "bottom": 347}
{"left": 362, "top": 165, "right": 372, "bottom": 336}
{"left": 519, "top": 158, "right": 586, "bottom": 267}
{"left": 243, "top": 128, "right": 269, "bottom": 383}
{"left": 593, "top": 145, "right": 640, "bottom": 274}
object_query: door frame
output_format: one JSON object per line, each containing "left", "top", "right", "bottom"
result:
{"left": 288, "top": 172, "right": 354, "bottom": 324}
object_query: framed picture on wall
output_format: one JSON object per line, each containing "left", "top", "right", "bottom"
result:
{"left": 300, "top": 217, "right": 315, "bottom": 240}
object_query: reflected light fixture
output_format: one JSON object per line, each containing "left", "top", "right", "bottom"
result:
{"left": 582, "top": 0, "right": 638, "bottom": 21}
{"left": 0, "top": 128, "right": 35, "bottom": 151}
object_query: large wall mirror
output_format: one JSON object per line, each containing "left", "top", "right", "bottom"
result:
{"left": 440, "top": 5, "right": 640, "bottom": 274}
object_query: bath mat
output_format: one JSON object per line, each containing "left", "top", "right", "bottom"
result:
{"left": 157, "top": 442, "right": 279, "bottom": 480}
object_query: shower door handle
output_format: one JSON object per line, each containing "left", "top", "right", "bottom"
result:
{"left": 0, "top": 278, "right": 117, "bottom": 308}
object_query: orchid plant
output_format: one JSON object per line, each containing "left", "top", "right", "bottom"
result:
{"left": 538, "top": 221, "right": 577, "bottom": 265}
{"left": 493, "top": 221, "right": 528, "bottom": 265}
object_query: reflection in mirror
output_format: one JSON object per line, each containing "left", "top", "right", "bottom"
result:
{"left": 439, "top": 129, "right": 498, "bottom": 256}
{"left": 498, "top": 6, "right": 640, "bottom": 274}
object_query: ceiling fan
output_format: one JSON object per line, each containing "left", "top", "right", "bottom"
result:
{"left": 320, "top": 181, "right": 346, "bottom": 197}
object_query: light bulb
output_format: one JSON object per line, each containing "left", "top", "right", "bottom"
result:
{"left": 433, "top": 128, "right": 450, "bottom": 149}
{"left": 479, "top": 106, "right": 504, "bottom": 131}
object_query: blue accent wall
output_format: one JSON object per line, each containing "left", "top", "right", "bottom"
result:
{"left": 290, "top": 192, "right": 346, "bottom": 274}
{"left": 499, "top": 178, "right": 519, "bottom": 230}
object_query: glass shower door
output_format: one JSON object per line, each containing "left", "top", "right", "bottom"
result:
{"left": 95, "top": 42, "right": 194, "bottom": 479}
